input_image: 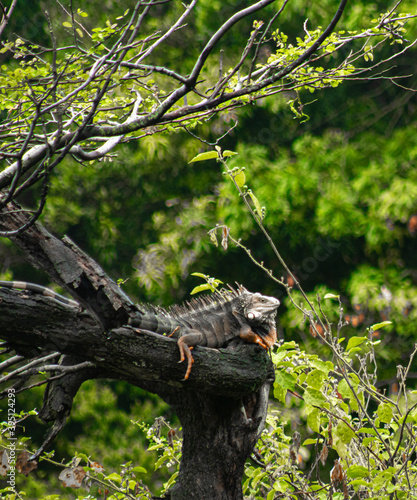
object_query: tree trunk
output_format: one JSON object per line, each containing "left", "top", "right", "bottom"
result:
{"left": 167, "top": 380, "right": 272, "bottom": 500}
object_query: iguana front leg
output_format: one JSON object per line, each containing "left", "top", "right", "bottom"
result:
{"left": 256, "top": 327, "right": 277, "bottom": 348}
{"left": 177, "top": 331, "right": 205, "bottom": 380}
{"left": 239, "top": 326, "right": 277, "bottom": 349}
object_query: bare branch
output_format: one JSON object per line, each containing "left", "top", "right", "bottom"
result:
{"left": 0, "top": 0, "right": 17, "bottom": 38}
{"left": 188, "top": 0, "right": 277, "bottom": 86}
{"left": 0, "top": 353, "right": 60, "bottom": 385}
{"left": 136, "top": 0, "right": 198, "bottom": 63}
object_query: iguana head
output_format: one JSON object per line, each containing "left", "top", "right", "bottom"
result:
{"left": 239, "top": 291, "right": 280, "bottom": 348}
{"left": 243, "top": 292, "right": 280, "bottom": 324}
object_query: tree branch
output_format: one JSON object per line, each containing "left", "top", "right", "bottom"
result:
{"left": 0, "top": 0, "right": 17, "bottom": 38}
{"left": 0, "top": 287, "right": 273, "bottom": 399}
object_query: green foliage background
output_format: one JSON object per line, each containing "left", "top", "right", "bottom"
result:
{"left": 1, "top": 0, "right": 417, "bottom": 498}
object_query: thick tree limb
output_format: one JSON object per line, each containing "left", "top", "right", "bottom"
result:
{"left": 0, "top": 199, "right": 136, "bottom": 328}
{"left": 0, "top": 286, "right": 273, "bottom": 398}
{"left": 0, "top": 202, "right": 275, "bottom": 499}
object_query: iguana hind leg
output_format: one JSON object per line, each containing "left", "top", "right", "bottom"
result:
{"left": 177, "top": 331, "right": 205, "bottom": 380}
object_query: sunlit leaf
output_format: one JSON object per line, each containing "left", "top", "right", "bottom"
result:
{"left": 303, "top": 387, "right": 326, "bottom": 406}
{"left": 131, "top": 466, "right": 147, "bottom": 474}
{"left": 223, "top": 150, "right": 238, "bottom": 157}
{"left": 188, "top": 151, "right": 218, "bottom": 163}
{"left": 377, "top": 403, "right": 393, "bottom": 423}
{"left": 190, "top": 284, "right": 213, "bottom": 295}
{"left": 191, "top": 272, "right": 208, "bottom": 279}
{"left": 347, "top": 465, "right": 369, "bottom": 479}
{"left": 346, "top": 336, "right": 366, "bottom": 351}
{"left": 370, "top": 321, "right": 392, "bottom": 332}
{"left": 275, "top": 370, "right": 296, "bottom": 391}
{"left": 305, "top": 369, "right": 326, "bottom": 390}
{"left": 248, "top": 191, "right": 263, "bottom": 218}
{"left": 105, "top": 472, "right": 122, "bottom": 482}
{"left": 307, "top": 407, "right": 321, "bottom": 433}
{"left": 303, "top": 438, "right": 320, "bottom": 446}
{"left": 233, "top": 170, "right": 245, "bottom": 187}
{"left": 334, "top": 421, "right": 355, "bottom": 444}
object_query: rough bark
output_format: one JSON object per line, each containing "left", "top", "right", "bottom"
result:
{"left": 167, "top": 382, "right": 272, "bottom": 500}
{"left": 0, "top": 200, "right": 275, "bottom": 499}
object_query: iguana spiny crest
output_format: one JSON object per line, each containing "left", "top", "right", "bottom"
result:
{"left": 129, "top": 285, "right": 280, "bottom": 379}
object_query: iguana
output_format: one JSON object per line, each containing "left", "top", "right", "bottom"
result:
{"left": 0, "top": 280, "right": 280, "bottom": 380}
{"left": 129, "top": 285, "right": 280, "bottom": 379}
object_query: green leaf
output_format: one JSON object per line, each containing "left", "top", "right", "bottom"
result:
{"left": 191, "top": 272, "right": 208, "bottom": 278}
{"left": 305, "top": 369, "right": 326, "bottom": 390}
{"left": 377, "top": 403, "right": 393, "bottom": 423}
{"left": 373, "top": 469, "right": 395, "bottom": 489}
{"left": 278, "top": 341, "right": 298, "bottom": 350}
{"left": 303, "top": 438, "right": 320, "bottom": 446}
{"left": 163, "top": 471, "right": 178, "bottom": 490}
{"left": 234, "top": 170, "right": 245, "bottom": 188}
{"left": 347, "top": 465, "right": 369, "bottom": 479}
{"left": 223, "top": 150, "right": 238, "bottom": 157}
{"left": 337, "top": 379, "right": 354, "bottom": 399}
{"left": 346, "top": 336, "right": 366, "bottom": 351}
{"left": 105, "top": 473, "right": 122, "bottom": 483}
{"left": 273, "top": 478, "right": 290, "bottom": 493}
{"left": 357, "top": 427, "right": 377, "bottom": 435}
{"left": 324, "top": 293, "right": 339, "bottom": 299}
{"left": 335, "top": 421, "right": 355, "bottom": 444}
{"left": 275, "top": 370, "right": 296, "bottom": 391}
{"left": 303, "top": 387, "right": 326, "bottom": 406}
{"left": 267, "top": 489, "right": 275, "bottom": 500}
{"left": 188, "top": 151, "right": 219, "bottom": 163}
{"left": 248, "top": 191, "right": 263, "bottom": 218}
{"left": 370, "top": 321, "right": 392, "bottom": 331}
{"left": 75, "top": 452, "right": 89, "bottom": 463}
{"left": 310, "top": 359, "right": 332, "bottom": 375}
{"left": 190, "top": 284, "right": 213, "bottom": 294}
{"left": 131, "top": 466, "right": 147, "bottom": 474}
{"left": 307, "top": 407, "right": 321, "bottom": 433}
{"left": 349, "top": 479, "right": 369, "bottom": 489}
{"left": 63, "top": 22, "right": 72, "bottom": 28}
{"left": 362, "top": 437, "right": 374, "bottom": 446}
{"left": 273, "top": 383, "right": 286, "bottom": 403}
{"left": 155, "top": 455, "right": 169, "bottom": 469}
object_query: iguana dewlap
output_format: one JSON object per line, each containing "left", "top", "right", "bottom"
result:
{"left": 129, "top": 285, "right": 280, "bottom": 379}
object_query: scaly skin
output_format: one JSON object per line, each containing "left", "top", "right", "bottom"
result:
{"left": 129, "top": 286, "right": 280, "bottom": 379}
{"left": 0, "top": 280, "right": 79, "bottom": 309}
